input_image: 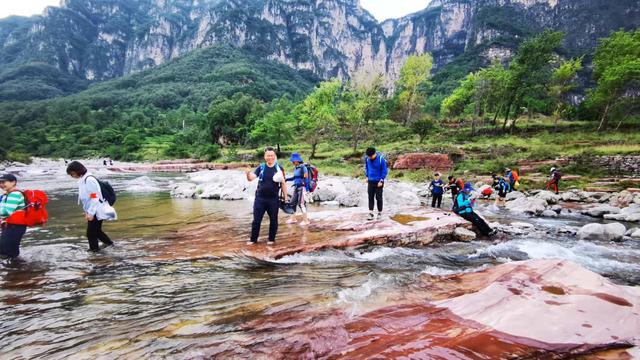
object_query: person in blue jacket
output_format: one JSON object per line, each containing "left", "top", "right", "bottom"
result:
{"left": 429, "top": 172, "right": 445, "bottom": 208}
{"left": 454, "top": 182, "right": 496, "bottom": 236}
{"left": 492, "top": 174, "right": 510, "bottom": 208}
{"left": 285, "top": 153, "right": 310, "bottom": 226}
{"left": 364, "top": 147, "right": 388, "bottom": 220}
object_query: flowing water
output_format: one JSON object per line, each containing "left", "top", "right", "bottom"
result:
{"left": 1, "top": 161, "right": 639, "bottom": 358}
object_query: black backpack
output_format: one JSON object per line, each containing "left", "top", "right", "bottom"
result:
{"left": 86, "top": 176, "right": 117, "bottom": 206}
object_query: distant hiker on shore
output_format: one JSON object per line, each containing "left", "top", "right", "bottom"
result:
{"left": 505, "top": 168, "right": 520, "bottom": 191}
{"left": 492, "top": 174, "right": 510, "bottom": 208}
{"left": 364, "top": 147, "right": 388, "bottom": 220}
{"left": 429, "top": 172, "right": 445, "bottom": 208}
{"left": 446, "top": 175, "right": 464, "bottom": 204}
{"left": 246, "top": 147, "right": 288, "bottom": 245}
{"left": 547, "top": 167, "right": 562, "bottom": 194}
{"left": 0, "top": 174, "right": 27, "bottom": 259}
{"left": 66, "top": 161, "right": 117, "bottom": 252}
{"left": 453, "top": 182, "right": 496, "bottom": 237}
{"left": 285, "top": 153, "right": 310, "bottom": 226}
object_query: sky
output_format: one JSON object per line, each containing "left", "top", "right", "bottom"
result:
{"left": 0, "top": 0, "right": 431, "bottom": 21}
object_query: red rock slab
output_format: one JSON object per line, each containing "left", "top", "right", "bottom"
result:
{"left": 146, "top": 206, "right": 470, "bottom": 261}
{"left": 198, "top": 259, "right": 639, "bottom": 359}
{"left": 626, "top": 188, "right": 640, "bottom": 193}
{"left": 585, "top": 187, "right": 619, "bottom": 193}
{"left": 392, "top": 153, "right": 453, "bottom": 171}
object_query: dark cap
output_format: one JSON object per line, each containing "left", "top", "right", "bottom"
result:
{"left": 0, "top": 173, "right": 18, "bottom": 182}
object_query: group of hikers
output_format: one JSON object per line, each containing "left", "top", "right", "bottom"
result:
{"left": 1, "top": 149, "right": 563, "bottom": 258}
{"left": 0, "top": 161, "right": 117, "bottom": 259}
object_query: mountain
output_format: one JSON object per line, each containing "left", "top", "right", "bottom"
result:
{"left": 0, "top": 0, "right": 638, "bottom": 100}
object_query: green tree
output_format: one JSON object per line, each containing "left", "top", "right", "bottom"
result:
{"left": 410, "top": 116, "right": 435, "bottom": 143}
{"left": 338, "top": 76, "right": 385, "bottom": 153}
{"left": 205, "top": 93, "right": 261, "bottom": 146}
{"left": 297, "top": 81, "right": 341, "bottom": 159}
{"left": 250, "top": 97, "right": 296, "bottom": 153}
{"left": 549, "top": 57, "right": 583, "bottom": 130}
{"left": 501, "top": 30, "right": 564, "bottom": 132}
{"left": 395, "top": 54, "right": 433, "bottom": 125}
{"left": 588, "top": 29, "right": 640, "bottom": 131}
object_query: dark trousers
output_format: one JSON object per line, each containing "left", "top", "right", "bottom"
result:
{"left": 0, "top": 224, "right": 27, "bottom": 258}
{"left": 251, "top": 196, "right": 279, "bottom": 243}
{"left": 367, "top": 181, "right": 384, "bottom": 212}
{"left": 87, "top": 219, "right": 113, "bottom": 252}
{"left": 459, "top": 212, "right": 493, "bottom": 236}
{"left": 431, "top": 194, "right": 443, "bottom": 208}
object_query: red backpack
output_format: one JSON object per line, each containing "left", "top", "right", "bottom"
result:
{"left": 5, "top": 190, "right": 49, "bottom": 227}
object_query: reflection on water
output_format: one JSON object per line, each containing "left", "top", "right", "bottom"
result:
{"left": 1, "top": 170, "right": 639, "bottom": 358}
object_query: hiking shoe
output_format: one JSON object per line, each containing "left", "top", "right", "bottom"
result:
{"left": 246, "top": 241, "right": 257, "bottom": 246}
{"left": 489, "top": 229, "right": 498, "bottom": 237}
{"left": 267, "top": 241, "right": 275, "bottom": 246}
{"left": 367, "top": 213, "right": 375, "bottom": 221}
{"left": 286, "top": 218, "right": 298, "bottom": 225}
{"left": 376, "top": 212, "right": 383, "bottom": 220}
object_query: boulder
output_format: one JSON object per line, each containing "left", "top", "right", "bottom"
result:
{"left": 541, "top": 210, "right": 559, "bottom": 218}
{"left": 533, "top": 190, "right": 560, "bottom": 205}
{"left": 505, "top": 191, "right": 525, "bottom": 201}
{"left": 577, "top": 222, "right": 626, "bottom": 242}
{"left": 603, "top": 204, "right": 640, "bottom": 222}
{"left": 560, "top": 191, "right": 582, "bottom": 202}
{"left": 392, "top": 153, "right": 453, "bottom": 171}
{"left": 454, "top": 227, "right": 477, "bottom": 241}
{"left": 630, "top": 229, "right": 640, "bottom": 239}
{"left": 313, "top": 177, "right": 349, "bottom": 202}
{"left": 170, "top": 183, "right": 197, "bottom": 198}
{"left": 609, "top": 191, "right": 636, "bottom": 207}
{"left": 506, "top": 196, "right": 547, "bottom": 215}
{"left": 580, "top": 204, "right": 622, "bottom": 218}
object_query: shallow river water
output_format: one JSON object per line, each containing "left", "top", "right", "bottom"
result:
{"left": 1, "top": 162, "right": 639, "bottom": 358}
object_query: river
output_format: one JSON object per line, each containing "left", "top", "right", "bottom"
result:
{"left": 1, "top": 161, "right": 639, "bottom": 358}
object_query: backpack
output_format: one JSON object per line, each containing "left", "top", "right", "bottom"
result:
{"left": 499, "top": 178, "right": 511, "bottom": 192}
{"left": 511, "top": 170, "right": 520, "bottom": 182}
{"left": 5, "top": 190, "right": 49, "bottom": 227}
{"left": 456, "top": 178, "right": 465, "bottom": 191}
{"left": 86, "top": 176, "right": 116, "bottom": 206}
{"left": 553, "top": 170, "right": 562, "bottom": 181}
{"left": 304, "top": 163, "right": 318, "bottom": 193}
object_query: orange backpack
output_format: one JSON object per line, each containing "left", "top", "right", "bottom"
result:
{"left": 5, "top": 190, "right": 49, "bottom": 227}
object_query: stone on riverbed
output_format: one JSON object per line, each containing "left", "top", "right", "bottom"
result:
{"left": 203, "top": 259, "right": 640, "bottom": 359}
{"left": 603, "top": 204, "right": 640, "bottom": 222}
{"left": 505, "top": 196, "right": 547, "bottom": 215}
{"left": 580, "top": 204, "right": 622, "bottom": 218}
{"left": 454, "top": 227, "right": 477, "bottom": 241}
{"left": 577, "top": 222, "right": 626, "bottom": 242}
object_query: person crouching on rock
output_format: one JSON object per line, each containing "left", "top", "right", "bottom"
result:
{"left": 246, "top": 147, "right": 288, "bottom": 246}
{"left": 364, "top": 147, "right": 388, "bottom": 221}
{"left": 454, "top": 182, "right": 496, "bottom": 237}
{"left": 66, "top": 161, "right": 117, "bottom": 252}
{"left": 429, "top": 172, "right": 445, "bottom": 208}
{"left": 0, "top": 174, "right": 27, "bottom": 259}
{"left": 285, "top": 153, "right": 310, "bottom": 226}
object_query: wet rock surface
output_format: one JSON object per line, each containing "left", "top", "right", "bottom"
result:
{"left": 199, "top": 259, "right": 640, "bottom": 359}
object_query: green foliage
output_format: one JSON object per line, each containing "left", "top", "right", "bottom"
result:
{"left": 337, "top": 76, "right": 385, "bottom": 153}
{"left": 549, "top": 57, "right": 583, "bottom": 126}
{"left": 410, "top": 116, "right": 436, "bottom": 143}
{"left": 394, "top": 54, "right": 433, "bottom": 125}
{"left": 586, "top": 29, "right": 640, "bottom": 131}
{"left": 250, "top": 97, "right": 296, "bottom": 153}
{"left": 205, "top": 93, "right": 262, "bottom": 146}
{"left": 297, "top": 80, "right": 342, "bottom": 158}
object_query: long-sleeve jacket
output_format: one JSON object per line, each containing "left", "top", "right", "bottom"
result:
{"left": 78, "top": 173, "right": 117, "bottom": 220}
{"left": 365, "top": 152, "right": 388, "bottom": 182}
{"left": 455, "top": 192, "right": 474, "bottom": 214}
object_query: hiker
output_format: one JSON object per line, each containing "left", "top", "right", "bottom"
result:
{"left": 429, "top": 172, "right": 445, "bottom": 208}
{"left": 454, "top": 182, "right": 495, "bottom": 237}
{"left": 505, "top": 168, "right": 520, "bottom": 191}
{"left": 0, "top": 174, "right": 27, "bottom": 259}
{"left": 492, "top": 174, "right": 510, "bottom": 207}
{"left": 547, "top": 167, "right": 562, "bottom": 194}
{"left": 285, "top": 153, "right": 310, "bottom": 226}
{"left": 446, "top": 175, "right": 464, "bottom": 203}
{"left": 364, "top": 147, "right": 388, "bottom": 220}
{"left": 245, "top": 147, "right": 288, "bottom": 245}
{"left": 66, "top": 161, "right": 117, "bottom": 252}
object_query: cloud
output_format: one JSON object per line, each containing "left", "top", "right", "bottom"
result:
{"left": 0, "top": 0, "right": 60, "bottom": 19}
{"left": 360, "top": 0, "right": 431, "bottom": 21}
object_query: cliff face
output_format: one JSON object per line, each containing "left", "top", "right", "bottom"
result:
{"left": 0, "top": 0, "right": 638, "bottom": 85}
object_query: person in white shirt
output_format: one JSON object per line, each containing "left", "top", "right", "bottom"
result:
{"left": 66, "top": 161, "right": 117, "bottom": 252}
